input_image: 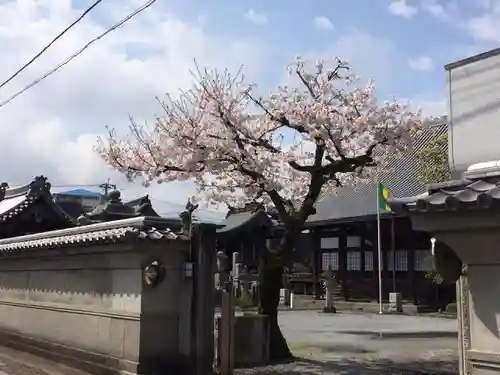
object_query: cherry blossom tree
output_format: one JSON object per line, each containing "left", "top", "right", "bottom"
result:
{"left": 96, "top": 57, "right": 423, "bottom": 360}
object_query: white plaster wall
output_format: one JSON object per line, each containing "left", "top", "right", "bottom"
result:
{"left": 469, "top": 265, "right": 500, "bottom": 352}
{"left": 448, "top": 52, "right": 500, "bottom": 174}
{"left": 0, "top": 251, "right": 142, "bottom": 314}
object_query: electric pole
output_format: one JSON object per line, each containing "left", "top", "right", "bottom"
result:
{"left": 99, "top": 178, "right": 116, "bottom": 199}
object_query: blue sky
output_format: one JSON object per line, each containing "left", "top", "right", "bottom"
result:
{"left": 154, "top": 0, "right": 500, "bottom": 116}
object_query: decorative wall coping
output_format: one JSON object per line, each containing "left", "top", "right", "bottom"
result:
{"left": 388, "top": 174, "right": 500, "bottom": 214}
{"left": 0, "top": 216, "right": 208, "bottom": 252}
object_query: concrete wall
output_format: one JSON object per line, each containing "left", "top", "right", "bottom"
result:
{"left": 447, "top": 50, "right": 500, "bottom": 175}
{"left": 411, "top": 211, "right": 500, "bottom": 375}
{"left": 0, "top": 241, "right": 192, "bottom": 375}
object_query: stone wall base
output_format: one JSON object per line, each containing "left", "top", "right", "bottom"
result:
{"left": 0, "top": 328, "right": 193, "bottom": 375}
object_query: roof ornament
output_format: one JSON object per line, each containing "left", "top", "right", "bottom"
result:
{"left": 178, "top": 200, "right": 198, "bottom": 237}
{"left": 76, "top": 189, "right": 138, "bottom": 226}
{"left": 29, "top": 176, "right": 51, "bottom": 195}
{"left": 0, "top": 182, "right": 8, "bottom": 201}
{"left": 134, "top": 194, "right": 154, "bottom": 216}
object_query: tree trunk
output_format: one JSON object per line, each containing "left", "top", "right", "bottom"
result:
{"left": 258, "top": 259, "right": 293, "bottom": 361}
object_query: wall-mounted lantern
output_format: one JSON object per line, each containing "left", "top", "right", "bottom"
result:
{"left": 144, "top": 261, "right": 163, "bottom": 287}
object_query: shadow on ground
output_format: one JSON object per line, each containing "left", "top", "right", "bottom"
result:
{"left": 234, "top": 357, "right": 458, "bottom": 375}
{"left": 337, "top": 330, "right": 458, "bottom": 339}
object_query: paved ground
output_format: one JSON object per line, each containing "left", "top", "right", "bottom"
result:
{"left": 0, "top": 311, "right": 458, "bottom": 374}
{"left": 0, "top": 346, "right": 89, "bottom": 375}
{"left": 236, "top": 311, "right": 459, "bottom": 375}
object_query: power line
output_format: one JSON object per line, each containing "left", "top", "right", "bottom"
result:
{"left": 51, "top": 183, "right": 224, "bottom": 214}
{"left": 0, "top": 0, "right": 103, "bottom": 92}
{"left": 0, "top": 0, "right": 157, "bottom": 109}
{"left": 99, "top": 178, "right": 117, "bottom": 198}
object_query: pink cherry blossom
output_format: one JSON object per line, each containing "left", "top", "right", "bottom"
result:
{"left": 96, "top": 57, "right": 423, "bottom": 225}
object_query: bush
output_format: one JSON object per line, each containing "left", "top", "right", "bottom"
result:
{"left": 423, "top": 254, "right": 445, "bottom": 285}
{"left": 291, "top": 262, "right": 311, "bottom": 274}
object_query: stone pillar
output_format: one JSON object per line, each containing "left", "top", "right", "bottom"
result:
{"left": 216, "top": 252, "right": 241, "bottom": 375}
{"left": 323, "top": 266, "right": 337, "bottom": 313}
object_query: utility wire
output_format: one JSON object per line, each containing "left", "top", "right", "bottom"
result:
{"left": 0, "top": 0, "right": 103, "bottom": 91}
{"left": 0, "top": 0, "right": 157, "bottom": 109}
{"left": 51, "top": 183, "right": 225, "bottom": 215}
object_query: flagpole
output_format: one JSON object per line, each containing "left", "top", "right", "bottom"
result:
{"left": 376, "top": 179, "right": 383, "bottom": 315}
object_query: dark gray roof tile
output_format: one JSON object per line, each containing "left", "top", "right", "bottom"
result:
{"left": 388, "top": 167, "right": 500, "bottom": 213}
{"left": 0, "top": 176, "right": 74, "bottom": 224}
{"left": 217, "top": 210, "right": 272, "bottom": 234}
{"left": 308, "top": 122, "right": 448, "bottom": 223}
{"left": 0, "top": 216, "right": 189, "bottom": 253}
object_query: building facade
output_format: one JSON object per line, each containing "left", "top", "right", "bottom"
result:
{"left": 53, "top": 188, "right": 104, "bottom": 213}
{"left": 219, "top": 121, "right": 454, "bottom": 309}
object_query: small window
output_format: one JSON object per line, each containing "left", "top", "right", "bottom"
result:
{"left": 387, "top": 250, "right": 408, "bottom": 271}
{"left": 321, "top": 237, "right": 339, "bottom": 249}
{"left": 346, "top": 236, "right": 361, "bottom": 248}
{"left": 364, "top": 251, "right": 374, "bottom": 271}
{"left": 415, "top": 249, "right": 432, "bottom": 271}
{"left": 347, "top": 251, "right": 361, "bottom": 271}
{"left": 322, "top": 252, "right": 339, "bottom": 270}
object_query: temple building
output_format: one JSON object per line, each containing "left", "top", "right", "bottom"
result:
{"left": 217, "top": 120, "right": 453, "bottom": 310}
{"left": 0, "top": 176, "right": 163, "bottom": 238}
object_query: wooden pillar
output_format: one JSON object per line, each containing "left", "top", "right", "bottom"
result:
{"left": 312, "top": 229, "right": 321, "bottom": 300}
{"left": 370, "top": 222, "right": 379, "bottom": 302}
{"left": 408, "top": 221, "right": 417, "bottom": 304}
{"left": 339, "top": 227, "right": 348, "bottom": 301}
{"left": 193, "top": 225, "right": 216, "bottom": 375}
{"left": 360, "top": 224, "right": 366, "bottom": 273}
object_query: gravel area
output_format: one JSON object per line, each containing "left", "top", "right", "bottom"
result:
{"left": 235, "top": 311, "right": 459, "bottom": 375}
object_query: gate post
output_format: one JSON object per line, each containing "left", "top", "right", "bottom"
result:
{"left": 216, "top": 252, "right": 241, "bottom": 375}
{"left": 193, "top": 225, "right": 216, "bottom": 375}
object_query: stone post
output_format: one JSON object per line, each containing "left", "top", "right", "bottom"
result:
{"left": 216, "top": 252, "right": 231, "bottom": 375}
{"left": 216, "top": 251, "right": 240, "bottom": 375}
{"left": 323, "top": 266, "right": 337, "bottom": 313}
{"left": 238, "top": 265, "right": 252, "bottom": 307}
{"left": 229, "top": 252, "right": 240, "bottom": 371}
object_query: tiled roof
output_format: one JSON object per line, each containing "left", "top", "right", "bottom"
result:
{"left": 307, "top": 121, "right": 448, "bottom": 224}
{"left": 217, "top": 209, "right": 272, "bottom": 234}
{"left": 0, "top": 176, "right": 73, "bottom": 224}
{"left": 55, "top": 200, "right": 85, "bottom": 219}
{"left": 0, "top": 217, "right": 188, "bottom": 253}
{"left": 124, "top": 195, "right": 160, "bottom": 217}
{"left": 388, "top": 167, "right": 500, "bottom": 213}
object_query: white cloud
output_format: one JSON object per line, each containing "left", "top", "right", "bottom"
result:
{"left": 417, "top": 98, "right": 447, "bottom": 118}
{"left": 388, "top": 0, "right": 418, "bottom": 18}
{"left": 244, "top": 9, "right": 269, "bottom": 25}
{"left": 420, "top": 0, "right": 457, "bottom": 23}
{"left": 467, "top": 13, "right": 500, "bottom": 42}
{"left": 313, "top": 16, "right": 334, "bottom": 31}
{"left": 0, "top": 0, "right": 267, "bottom": 214}
{"left": 408, "top": 55, "right": 434, "bottom": 71}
